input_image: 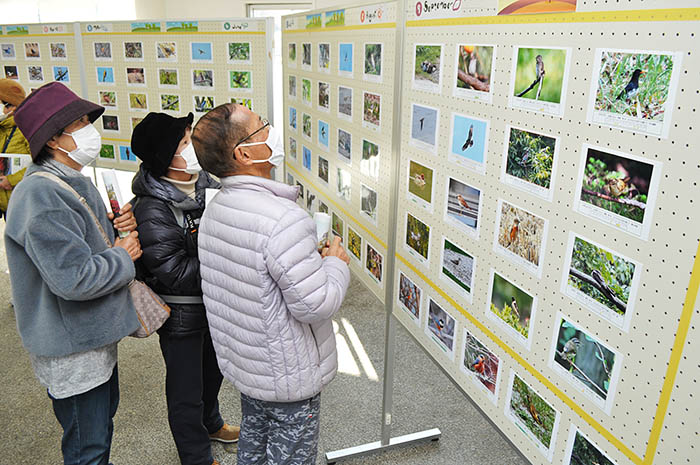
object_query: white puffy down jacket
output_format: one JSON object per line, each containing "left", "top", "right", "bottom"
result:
{"left": 198, "top": 175, "right": 350, "bottom": 402}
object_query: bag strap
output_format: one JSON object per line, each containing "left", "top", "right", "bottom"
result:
{"left": 31, "top": 171, "right": 112, "bottom": 248}
{"left": 1, "top": 126, "right": 17, "bottom": 154}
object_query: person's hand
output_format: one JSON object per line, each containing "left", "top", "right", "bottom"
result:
{"left": 114, "top": 231, "right": 142, "bottom": 262}
{"left": 108, "top": 202, "right": 137, "bottom": 233}
{"left": 0, "top": 176, "right": 11, "bottom": 190}
{"left": 323, "top": 236, "right": 349, "bottom": 264}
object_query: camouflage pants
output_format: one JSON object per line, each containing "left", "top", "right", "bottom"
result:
{"left": 237, "top": 392, "right": 321, "bottom": 465}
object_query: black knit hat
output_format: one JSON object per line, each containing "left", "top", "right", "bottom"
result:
{"left": 131, "top": 112, "right": 194, "bottom": 177}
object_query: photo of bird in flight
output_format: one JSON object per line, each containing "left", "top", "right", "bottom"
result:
{"left": 461, "top": 124, "right": 474, "bottom": 151}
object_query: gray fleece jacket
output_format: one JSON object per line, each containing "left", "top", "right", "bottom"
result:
{"left": 4, "top": 161, "right": 140, "bottom": 357}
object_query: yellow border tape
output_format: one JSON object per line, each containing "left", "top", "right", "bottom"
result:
{"left": 285, "top": 22, "right": 397, "bottom": 34}
{"left": 82, "top": 31, "right": 265, "bottom": 36}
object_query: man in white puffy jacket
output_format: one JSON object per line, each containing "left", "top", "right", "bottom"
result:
{"left": 192, "top": 103, "right": 351, "bottom": 465}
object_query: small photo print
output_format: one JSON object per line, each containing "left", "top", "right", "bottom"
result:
{"left": 360, "top": 184, "right": 378, "bottom": 224}
{"left": 126, "top": 67, "right": 146, "bottom": 86}
{"left": 301, "top": 78, "right": 311, "bottom": 105}
{"left": 319, "top": 202, "right": 328, "bottom": 214}
{"left": 302, "top": 42, "right": 311, "bottom": 69}
{"left": 318, "top": 155, "right": 329, "bottom": 183}
{"left": 332, "top": 212, "right": 344, "bottom": 239}
{"left": 302, "top": 145, "right": 312, "bottom": 171}
{"left": 510, "top": 46, "right": 570, "bottom": 116}
{"left": 119, "top": 145, "right": 137, "bottom": 162}
{"left": 1, "top": 44, "right": 16, "bottom": 59}
{"left": 550, "top": 313, "right": 622, "bottom": 413}
{"left": 97, "top": 66, "right": 114, "bottom": 84}
{"left": 461, "top": 329, "right": 501, "bottom": 403}
{"left": 588, "top": 49, "right": 682, "bottom": 138}
{"left": 338, "top": 43, "right": 353, "bottom": 77}
{"left": 161, "top": 94, "right": 180, "bottom": 112}
{"left": 405, "top": 211, "right": 430, "bottom": 266}
{"left": 24, "top": 43, "right": 40, "bottom": 59}
{"left": 562, "top": 233, "right": 641, "bottom": 331}
{"left": 286, "top": 173, "right": 294, "bottom": 186}
{"left": 425, "top": 298, "right": 456, "bottom": 360}
{"left": 337, "top": 167, "right": 351, "bottom": 202}
{"left": 363, "top": 43, "right": 382, "bottom": 82}
{"left": 444, "top": 177, "right": 481, "bottom": 239}
{"left": 318, "top": 120, "right": 329, "bottom": 149}
{"left": 53, "top": 66, "right": 69, "bottom": 83}
{"left": 230, "top": 71, "right": 251, "bottom": 90}
{"left": 398, "top": 272, "right": 421, "bottom": 323}
{"left": 193, "top": 69, "right": 213, "bottom": 88}
{"left": 318, "top": 43, "right": 330, "bottom": 72}
{"left": 306, "top": 190, "right": 316, "bottom": 212}
{"left": 99, "top": 144, "right": 116, "bottom": 160}
{"left": 231, "top": 98, "right": 252, "bottom": 110}
{"left": 494, "top": 199, "right": 548, "bottom": 277}
{"left": 338, "top": 86, "right": 352, "bottom": 121}
{"left": 448, "top": 112, "right": 489, "bottom": 174}
{"left": 289, "top": 107, "right": 297, "bottom": 131}
{"left": 502, "top": 126, "right": 558, "bottom": 200}
{"left": 366, "top": 242, "right": 383, "bottom": 285}
{"left": 27, "top": 66, "right": 44, "bottom": 82}
{"left": 94, "top": 42, "right": 112, "bottom": 60}
{"left": 99, "top": 91, "right": 117, "bottom": 108}
{"left": 50, "top": 42, "right": 67, "bottom": 60}
{"left": 574, "top": 144, "right": 661, "bottom": 240}
{"left": 102, "top": 115, "right": 119, "bottom": 132}
{"left": 318, "top": 81, "right": 330, "bottom": 111}
{"left": 455, "top": 45, "right": 495, "bottom": 102}
{"left": 191, "top": 42, "right": 213, "bottom": 62}
{"left": 129, "top": 93, "right": 148, "bottom": 111}
{"left": 302, "top": 113, "right": 312, "bottom": 140}
{"left": 487, "top": 270, "right": 535, "bottom": 349}
{"left": 289, "top": 137, "right": 297, "bottom": 160}
{"left": 564, "top": 427, "right": 619, "bottom": 465}
{"left": 288, "top": 43, "right": 296, "bottom": 66}
{"left": 407, "top": 159, "right": 434, "bottom": 211}
{"left": 441, "top": 237, "right": 474, "bottom": 301}
{"left": 362, "top": 92, "right": 380, "bottom": 130}
{"left": 413, "top": 44, "right": 442, "bottom": 93}
{"left": 131, "top": 117, "right": 144, "bottom": 131}
{"left": 288, "top": 75, "right": 296, "bottom": 98}
{"left": 228, "top": 42, "right": 251, "bottom": 64}
{"left": 156, "top": 42, "right": 177, "bottom": 61}
{"left": 194, "top": 95, "right": 214, "bottom": 113}
{"left": 505, "top": 371, "right": 560, "bottom": 461}
{"left": 297, "top": 182, "right": 305, "bottom": 200}
{"left": 361, "top": 139, "right": 379, "bottom": 180}
{"left": 410, "top": 103, "right": 439, "bottom": 153}
{"left": 159, "top": 68, "right": 178, "bottom": 87}
{"left": 124, "top": 42, "right": 143, "bottom": 60}
{"left": 4, "top": 66, "right": 18, "bottom": 80}
{"left": 337, "top": 128, "right": 352, "bottom": 163}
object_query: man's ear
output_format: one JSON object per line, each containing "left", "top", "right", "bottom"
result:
{"left": 234, "top": 146, "right": 254, "bottom": 166}
{"left": 45, "top": 134, "right": 61, "bottom": 151}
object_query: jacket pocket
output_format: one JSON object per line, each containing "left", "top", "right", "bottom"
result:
{"left": 307, "top": 324, "right": 321, "bottom": 367}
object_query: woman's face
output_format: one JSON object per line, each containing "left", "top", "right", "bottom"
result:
{"left": 170, "top": 126, "right": 192, "bottom": 170}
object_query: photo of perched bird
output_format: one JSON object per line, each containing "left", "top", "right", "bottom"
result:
{"left": 604, "top": 176, "right": 630, "bottom": 198}
{"left": 461, "top": 124, "right": 474, "bottom": 151}
{"left": 54, "top": 69, "right": 68, "bottom": 81}
{"left": 510, "top": 297, "right": 520, "bottom": 318}
{"left": 421, "top": 60, "right": 437, "bottom": 74}
{"left": 561, "top": 337, "right": 580, "bottom": 364}
{"left": 616, "top": 69, "right": 645, "bottom": 100}
{"left": 535, "top": 55, "right": 545, "bottom": 80}
{"left": 430, "top": 314, "right": 445, "bottom": 333}
{"left": 526, "top": 393, "right": 544, "bottom": 427}
{"left": 471, "top": 355, "right": 485, "bottom": 375}
{"left": 507, "top": 218, "right": 520, "bottom": 247}
{"left": 519, "top": 148, "right": 531, "bottom": 167}
{"left": 456, "top": 194, "right": 471, "bottom": 213}
{"left": 410, "top": 173, "right": 426, "bottom": 187}
{"left": 102, "top": 70, "right": 108, "bottom": 81}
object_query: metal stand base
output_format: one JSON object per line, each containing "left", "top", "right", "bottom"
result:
{"left": 325, "top": 428, "right": 441, "bottom": 464}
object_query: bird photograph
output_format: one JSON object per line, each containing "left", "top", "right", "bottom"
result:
{"left": 441, "top": 238, "right": 474, "bottom": 295}
{"left": 194, "top": 96, "right": 214, "bottom": 113}
{"left": 366, "top": 244, "right": 383, "bottom": 282}
{"left": 229, "top": 71, "right": 250, "bottom": 89}
{"left": 1, "top": 44, "right": 15, "bottom": 58}
{"left": 129, "top": 93, "right": 147, "bottom": 110}
{"left": 514, "top": 47, "right": 567, "bottom": 103}
{"left": 361, "top": 140, "right": 379, "bottom": 178}
{"left": 53, "top": 67, "right": 68, "bottom": 82}
{"left": 497, "top": 202, "right": 544, "bottom": 267}
{"left": 102, "top": 116, "right": 119, "bottom": 131}
{"left": 399, "top": 274, "right": 421, "bottom": 318}
{"left": 567, "top": 235, "right": 635, "bottom": 318}
{"left": 318, "top": 43, "right": 330, "bottom": 69}
{"left": 289, "top": 108, "right": 297, "bottom": 129}
{"left": 336, "top": 168, "right": 351, "bottom": 202}
{"left": 594, "top": 51, "right": 675, "bottom": 121}
{"left": 94, "top": 42, "right": 111, "bottom": 58}
{"left": 363, "top": 92, "right": 381, "bottom": 126}
{"left": 446, "top": 178, "right": 480, "bottom": 231}
{"left": 463, "top": 332, "right": 499, "bottom": 393}
{"left": 360, "top": 185, "right": 378, "bottom": 222}
{"left": 427, "top": 300, "right": 455, "bottom": 351}
{"left": 160, "top": 95, "right": 179, "bottom": 112}
{"left": 157, "top": 42, "right": 176, "bottom": 60}
{"left": 461, "top": 124, "right": 474, "bottom": 151}
{"left": 505, "top": 127, "right": 556, "bottom": 189}
{"left": 302, "top": 42, "right": 312, "bottom": 66}
{"left": 24, "top": 43, "right": 40, "bottom": 58}
{"left": 555, "top": 318, "right": 616, "bottom": 401}
{"left": 337, "top": 129, "right": 351, "bottom": 161}
{"left": 228, "top": 42, "right": 250, "bottom": 62}
{"left": 411, "top": 105, "right": 438, "bottom": 147}
{"left": 450, "top": 114, "right": 485, "bottom": 164}
{"left": 318, "top": 82, "right": 329, "bottom": 108}
{"left": 406, "top": 213, "right": 430, "bottom": 260}
{"left": 302, "top": 78, "right": 311, "bottom": 102}
{"left": 580, "top": 147, "right": 654, "bottom": 224}
{"left": 288, "top": 43, "right": 296, "bottom": 62}
{"left": 408, "top": 160, "right": 433, "bottom": 204}
{"left": 192, "top": 69, "right": 213, "bottom": 87}
{"left": 509, "top": 375, "right": 556, "bottom": 450}
{"left": 414, "top": 44, "right": 442, "bottom": 86}
{"left": 99, "top": 145, "right": 115, "bottom": 160}
{"left": 569, "top": 430, "right": 617, "bottom": 465}
{"left": 288, "top": 76, "right": 297, "bottom": 97}
{"left": 339, "top": 43, "right": 352, "bottom": 73}
{"left": 302, "top": 114, "right": 312, "bottom": 138}
{"left": 347, "top": 229, "right": 361, "bottom": 261}
{"left": 28, "top": 66, "right": 43, "bottom": 82}
{"left": 100, "top": 91, "right": 116, "bottom": 107}
{"left": 124, "top": 42, "right": 143, "bottom": 59}
{"left": 489, "top": 272, "right": 533, "bottom": 338}
{"left": 456, "top": 44, "right": 493, "bottom": 92}
{"left": 4, "top": 66, "right": 18, "bottom": 79}
{"left": 127, "top": 67, "right": 146, "bottom": 85}
{"left": 318, "top": 156, "right": 328, "bottom": 182}
{"left": 364, "top": 43, "right": 382, "bottom": 76}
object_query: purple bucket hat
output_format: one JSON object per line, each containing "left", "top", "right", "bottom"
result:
{"left": 13, "top": 82, "right": 104, "bottom": 160}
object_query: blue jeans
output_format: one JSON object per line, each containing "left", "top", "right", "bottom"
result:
{"left": 50, "top": 366, "right": 119, "bottom": 465}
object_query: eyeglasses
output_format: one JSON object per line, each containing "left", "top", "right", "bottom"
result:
{"left": 234, "top": 118, "right": 269, "bottom": 149}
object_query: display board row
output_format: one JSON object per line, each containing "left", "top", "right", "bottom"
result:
{"left": 0, "top": 19, "right": 272, "bottom": 170}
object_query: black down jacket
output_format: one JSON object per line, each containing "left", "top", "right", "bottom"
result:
{"left": 131, "top": 166, "right": 220, "bottom": 335}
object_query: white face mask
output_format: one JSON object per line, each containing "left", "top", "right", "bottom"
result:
{"left": 0, "top": 113, "right": 8, "bottom": 123}
{"left": 237, "top": 125, "right": 285, "bottom": 167}
{"left": 171, "top": 143, "right": 201, "bottom": 175}
{"left": 57, "top": 124, "right": 102, "bottom": 166}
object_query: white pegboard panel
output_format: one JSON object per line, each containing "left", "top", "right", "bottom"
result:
{"left": 282, "top": 2, "right": 399, "bottom": 303}
{"left": 393, "top": 4, "right": 700, "bottom": 465}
